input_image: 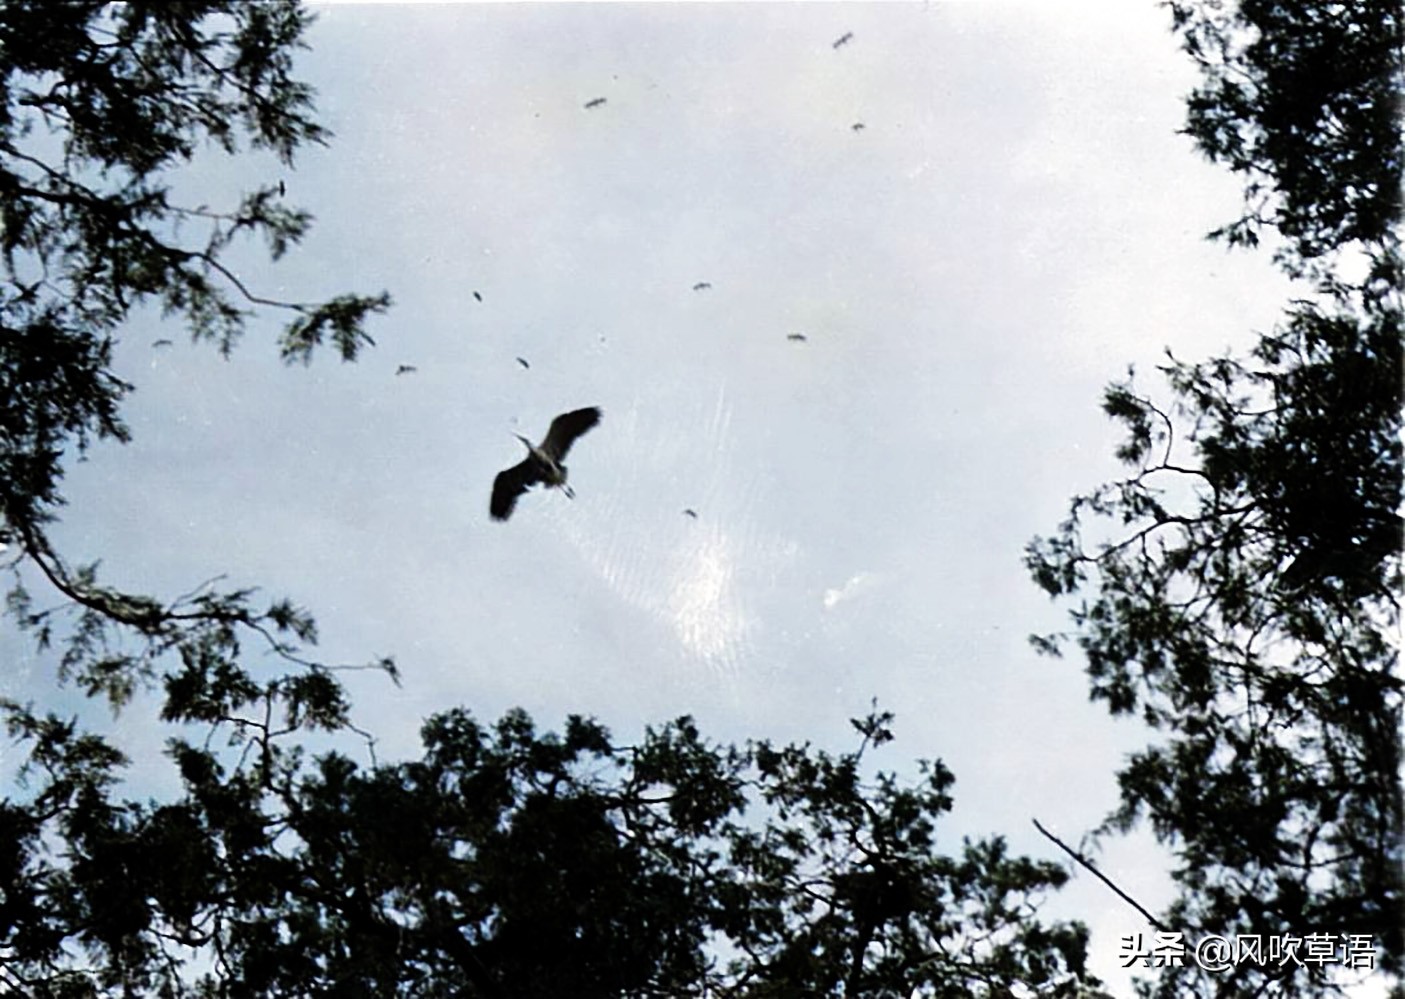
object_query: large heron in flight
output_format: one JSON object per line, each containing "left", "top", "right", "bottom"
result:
{"left": 490, "top": 407, "right": 602, "bottom": 521}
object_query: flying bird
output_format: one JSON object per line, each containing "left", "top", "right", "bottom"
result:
{"left": 787, "top": 333, "right": 808, "bottom": 342}
{"left": 584, "top": 97, "right": 607, "bottom": 109}
{"left": 396, "top": 364, "right": 417, "bottom": 376}
{"left": 277, "top": 179, "right": 286, "bottom": 197}
{"left": 151, "top": 338, "right": 173, "bottom": 348}
{"left": 491, "top": 407, "right": 602, "bottom": 521}
{"left": 851, "top": 122, "right": 866, "bottom": 132}
{"left": 833, "top": 32, "right": 854, "bottom": 49}
{"left": 692, "top": 281, "right": 712, "bottom": 291}
{"left": 515, "top": 356, "right": 531, "bottom": 370}
{"left": 473, "top": 290, "right": 483, "bottom": 302}
{"left": 683, "top": 508, "right": 698, "bottom": 519}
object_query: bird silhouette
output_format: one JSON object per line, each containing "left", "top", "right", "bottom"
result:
{"left": 516, "top": 357, "right": 530, "bottom": 370}
{"left": 396, "top": 364, "right": 417, "bottom": 376}
{"left": 683, "top": 508, "right": 698, "bottom": 519}
{"left": 491, "top": 407, "right": 602, "bottom": 521}
{"left": 151, "top": 338, "right": 173, "bottom": 348}
{"left": 851, "top": 122, "right": 866, "bottom": 132}
{"left": 473, "top": 290, "right": 483, "bottom": 302}
{"left": 277, "top": 179, "right": 286, "bottom": 197}
{"left": 833, "top": 32, "right": 854, "bottom": 49}
{"left": 584, "top": 97, "right": 607, "bottom": 109}
{"left": 692, "top": 281, "right": 712, "bottom": 291}
{"left": 787, "top": 333, "right": 808, "bottom": 342}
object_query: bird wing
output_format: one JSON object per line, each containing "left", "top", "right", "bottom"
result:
{"left": 490, "top": 458, "right": 541, "bottom": 521}
{"left": 540, "top": 407, "right": 601, "bottom": 462}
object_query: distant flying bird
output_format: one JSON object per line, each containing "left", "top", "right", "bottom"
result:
{"left": 277, "top": 179, "right": 286, "bottom": 197}
{"left": 516, "top": 356, "right": 531, "bottom": 369}
{"left": 832, "top": 32, "right": 854, "bottom": 49}
{"left": 151, "top": 338, "right": 173, "bottom": 348}
{"left": 683, "top": 508, "right": 698, "bottom": 519}
{"left": 584, "top": 97, "right": 607, "bottom": 109}
{"left": 787, "top": 333, "right": 808, "bottom": 342}
{"left": 851, "top": 122, "right": 866, "bottom": 132}
{"left": 491, "top": 407, "right": 602, "bottom": 521}
{"left": 692, "top": 281, "right": 712, "bottom": 291}
{"left": 396, "top": 364, "right": 417, "bottom": 376}
{"left": 473, "top": 291, "right": 483, "bottom": 302}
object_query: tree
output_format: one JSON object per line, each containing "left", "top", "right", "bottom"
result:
{"left": 1166, "top": 0, "right": 1401, "bottom": 270}
{"left": 0, "top": 4, "right": 1100, "bottom": 995}
{"left": 1, "top": 703, "right": 1101, "bottom": 997}
{"left": 1027, "top": 3, "right": 1401, "bottom": 996}
{"left": 0, "top": 0, "right": 394, "bottom": 737}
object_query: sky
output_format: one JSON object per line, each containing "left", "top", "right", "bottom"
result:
{"left": 3, "top": 1, "right": 1344, "bottom": 993}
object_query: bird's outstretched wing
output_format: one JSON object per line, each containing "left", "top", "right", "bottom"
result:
{"left": 491, "top": 458, "right": 540, "bottom": 521}
{"left": 540, "top": 407, "right": 601, "bottom": 462}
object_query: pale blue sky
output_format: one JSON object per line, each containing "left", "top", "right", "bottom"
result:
{"left": 5, "top": 3, "right": 1305, "bottom": 992}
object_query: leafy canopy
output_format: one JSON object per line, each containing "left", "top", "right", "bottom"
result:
{"left": 1, "top": 704, "right": 1099, "bottom": 997}
{"left": 0, "top": 0, "right": 394, "bottom": 736}
{"left": 1027, "top": 3, "right": 1402, "bottom": 996}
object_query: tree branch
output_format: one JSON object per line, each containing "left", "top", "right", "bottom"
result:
{"left": 1031, "top": 818, "right": 1170, "bottom": 933}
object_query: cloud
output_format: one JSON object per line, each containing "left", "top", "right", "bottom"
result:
{"left": 822, "top": 571, "right": 879, "bottom": 610}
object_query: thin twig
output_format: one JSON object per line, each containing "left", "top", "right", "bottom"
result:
{"left": 1031, "top": 818, "right": 1170, "bottom": 932}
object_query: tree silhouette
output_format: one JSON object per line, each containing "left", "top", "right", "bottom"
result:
{"left": 1027, "top": 3, "right": 1401, "bottom": 996}
{"left": 1, "top": 0, "right": 394, "bottom": 741}
{"left": 0, "top": 703, "right": 1103, "bottom": 997}
{"left": 1166, "top": 0, "right": 1401, "bottom": 268}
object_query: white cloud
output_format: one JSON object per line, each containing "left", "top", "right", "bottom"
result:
{"left": 822, "top": 570, "right": 880, "bottom": 610}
